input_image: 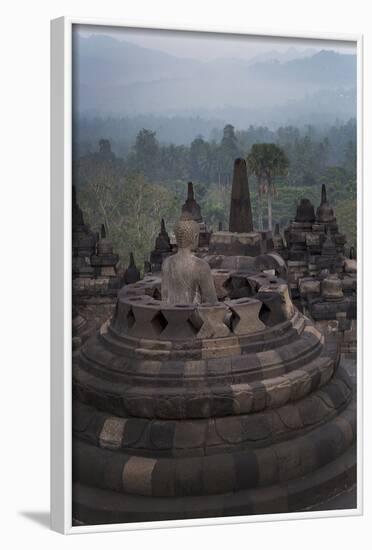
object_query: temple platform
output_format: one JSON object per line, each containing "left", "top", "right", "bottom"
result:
{"left": 72, "top": 272, "right": 356, "bottom": 525}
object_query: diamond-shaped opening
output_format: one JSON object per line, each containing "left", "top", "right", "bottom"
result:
{"left": 151, "top": 310, "right": 168, "bottom": 334}
{"left": 126, "top": 307, "right": 135, "bottom": 329}
{"left": 186, "top": 318, "right": 199, "bottom": 334}
{"left": 259, "top": 303, "right": 272, "bottom": 326}
{"left": 229, "top": 310, "right": 240, "bottom": 332}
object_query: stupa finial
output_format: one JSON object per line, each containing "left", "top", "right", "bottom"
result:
{"left": 316, "top": 184, "right": 335, "bottom": 223}
{"left": 182, "top": 181, "right": 202, "bottom": 222}
{"left": 123, "top": 252, "right": 140, "bottom": 284}
{"left": 101, "top": 224, "right": 106, "bottom": 239}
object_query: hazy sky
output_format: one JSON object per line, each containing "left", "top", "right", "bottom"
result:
{"left": 74, "top": 24, "right": 356, "bottom": 62}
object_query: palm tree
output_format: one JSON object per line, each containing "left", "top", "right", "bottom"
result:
{"left": 247, "top": 143, "right": 289, "bottom": 231}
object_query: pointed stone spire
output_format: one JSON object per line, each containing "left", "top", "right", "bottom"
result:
{"left": 229, "top": 158, "right": 253, "bottom": 233}
{"left": 155, "top": 218, "right": 171, "bottom": 251}
{"left": 182, "top": 182, "right": 202, "bottom": 222}
{"left": 124, "top": 252, "right": 141, "bottom": 284}
{"left": 274, "top": 223, "right": 280, "bottom": 235}
{"left": 316, "top": 184, "right": 335, "bottom": 223}
{"left": 101, "top": 224, "right": 106, "bottom": 239}
{"left": 150, "top": 218, "right": 172, "bottom": 271}
{"left": 218, "top": 221, "right": 223, "bottom": 231}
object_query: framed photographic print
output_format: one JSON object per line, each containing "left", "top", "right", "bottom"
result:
{"left": 51, "top": 17, "right": 363, "bottom": 534}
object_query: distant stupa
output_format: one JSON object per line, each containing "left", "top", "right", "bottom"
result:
{"left": 182, "top": 182, "right": 202, "bottom": 223}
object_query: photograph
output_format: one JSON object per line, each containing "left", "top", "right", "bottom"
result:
{"left": 69, "top": 22, "right": 358, "bottom": 527}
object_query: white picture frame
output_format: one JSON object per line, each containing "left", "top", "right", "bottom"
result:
{"left": 51, "top": 16, "right": 363, "bottom": 534}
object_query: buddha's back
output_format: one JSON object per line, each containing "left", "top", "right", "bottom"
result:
{"left": 161, "top": 213, "right": 217, "bottom": 305}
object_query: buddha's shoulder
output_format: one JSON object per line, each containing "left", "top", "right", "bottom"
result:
{"left": 162, "top": 255, "right": 173, "bottom": 269}
{"left": 192, "top": 256, "right": 212, "bottom": 271}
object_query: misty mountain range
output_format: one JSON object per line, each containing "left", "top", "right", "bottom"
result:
{"left": 72, "top": 33, "right": 356, "bottom": 133}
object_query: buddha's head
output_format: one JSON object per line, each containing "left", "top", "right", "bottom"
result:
{"left": 174, "top": 211, "right": 200, "bottom": 251}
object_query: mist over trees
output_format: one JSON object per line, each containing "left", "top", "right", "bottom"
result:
{"left": 73, "top": 119, "right": 357, "bottom": 269}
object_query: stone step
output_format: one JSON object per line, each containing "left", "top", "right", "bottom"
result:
{"left": 73, "top": 367, "right": 352, "bottom": 456}
{"left": 72, "top": 396, "right": 355, "bottom": 498}
{"left": 73, "top": 344, "right": 340, "bottom": 420}
{"left": 72, "top": 444, "right": 356, "bottom": 524}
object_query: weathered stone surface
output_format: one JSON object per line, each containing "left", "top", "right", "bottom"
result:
{"left": 229, "top": 158, "right": 253, "bottom": 233}
{"left": 344, "top": 258, "right": 357, "bottom": 273}
{"left": 99, "top": 417, "right": 126, "bottom": 450}
{"left": 299, "top": 277, "right": 321, "bottom": 296}
{"left": 226, "top": 298, "right": 266, "bottom": 335}
{"left": 160, "top": 305, "right": 198, "bottom": 339}
{"left": 193, "top": 303, "right": 231, "bottom": 339}
{"left": 295, "top": 199, "right": 315, "bottom": 223}
{"left": 209, "top": 231, "right": 262, "bottom": 257}
{"left": 321, "top": 272, "right": 344, "bottom": 302}
{"left": 211, "top": 269, "right": 234, "bottom": 300}
{"left": 254, "top": 253, "right": 287, "bottom": 279}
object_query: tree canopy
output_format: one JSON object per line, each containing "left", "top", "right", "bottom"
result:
{"left": 73, "top": 119, "right": 357, "bottom": 268}
{"left": 247, "top": 143, "right": 289, "bottom": 230}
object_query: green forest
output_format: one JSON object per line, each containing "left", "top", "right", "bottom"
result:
{"left": 73, "top": 119, "right": 357, "bottom": 269}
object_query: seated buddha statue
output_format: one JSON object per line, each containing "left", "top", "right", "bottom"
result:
{"left": 161, "top": 212, "right": 218, "bottom": 305}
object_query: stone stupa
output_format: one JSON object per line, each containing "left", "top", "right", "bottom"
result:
{"left": 72, "top": 210, "right": 356, "bottom": 524}
{"left": 72, "top": 189, "right": 123, "bottom": 344}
